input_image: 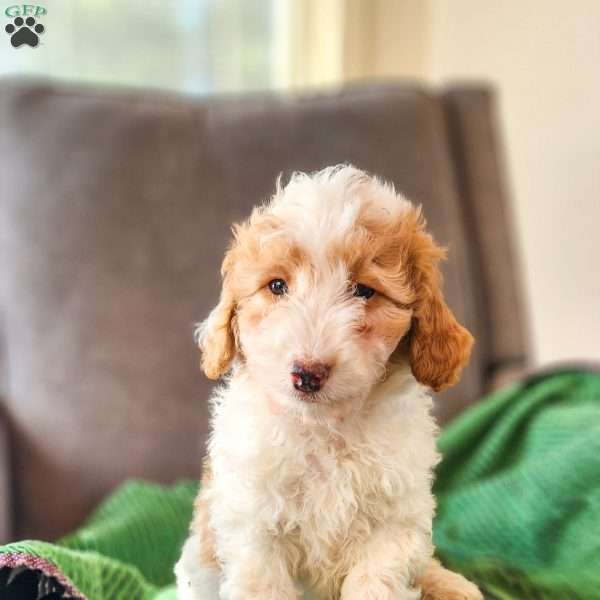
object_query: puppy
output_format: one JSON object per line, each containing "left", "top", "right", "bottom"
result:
{"left": 176, "top": 166, "right": 482, "bottom": 600}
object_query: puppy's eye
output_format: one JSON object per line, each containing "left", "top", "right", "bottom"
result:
{"left": 353, "top": 283, "right": 375, "bottom": 299}
{"left": 268, "top": 278, "right": 288, "bottom": 296}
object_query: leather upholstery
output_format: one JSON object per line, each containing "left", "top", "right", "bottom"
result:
{"left": 0, "top": 79, "right": 528, "bottom": 541}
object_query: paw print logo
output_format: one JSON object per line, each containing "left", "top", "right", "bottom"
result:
{"left": 5, "top": 16, "right": 45, "bottom": 48}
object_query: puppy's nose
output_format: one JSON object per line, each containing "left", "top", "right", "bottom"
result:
{"left": 291, "top": 361, "right": 331, "bottom": 393}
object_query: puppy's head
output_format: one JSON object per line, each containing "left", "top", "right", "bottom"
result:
{"left": 198, "top": 166, "right": 473, "bottom": 419}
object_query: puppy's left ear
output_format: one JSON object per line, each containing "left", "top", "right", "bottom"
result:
{"left": 196, "top": 250, "right": 238, "bottom": 380}
{"left": 406, "top": 217, "right": 474, "bottom": 392}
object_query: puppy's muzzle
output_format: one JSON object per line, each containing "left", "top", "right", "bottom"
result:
{"left": 291, "top": 361, "right": 331, "bottom": 394}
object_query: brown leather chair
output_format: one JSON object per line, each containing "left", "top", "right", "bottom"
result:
{"left": 0, "top": 79, "right": 528, "bottom": 544}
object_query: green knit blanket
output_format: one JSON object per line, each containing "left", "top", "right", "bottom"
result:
{"left": 1, "top": 369, "right": 599, "bottom": 599}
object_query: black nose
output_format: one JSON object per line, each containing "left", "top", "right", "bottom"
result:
{"left": 291, "top": 361, "right": 331, "bottom": 393}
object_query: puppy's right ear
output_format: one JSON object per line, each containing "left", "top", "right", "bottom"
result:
{"left": 403, "top": 212, "right": 473, "bottom": 392}
{"left": 196, "top": 250, "right": 238, "bottom": 380}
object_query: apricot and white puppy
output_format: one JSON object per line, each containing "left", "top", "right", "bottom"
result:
{"left": 176, "top": 166, "right": 482, "bottom": 600}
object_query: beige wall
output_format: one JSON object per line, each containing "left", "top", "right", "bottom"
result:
{"left": 424, "top": 0, "right": 600, "bottom": 365}
{"left": 324, "top": 1, "right": 600, "bottom": 365}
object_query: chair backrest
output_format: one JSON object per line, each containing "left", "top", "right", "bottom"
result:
{"left": 0, "top": 79, "right": 527, "bottom": 542}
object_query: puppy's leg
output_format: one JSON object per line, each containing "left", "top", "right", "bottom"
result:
{"left": 219, "top": 536, "right": 299, "bottom": 600}
{"left": 340, "top": 524, "right": 431, "bottom": 600}
{"left": 416, "top": 558, "right": 483, "bottom": 600}
{"left": 175, "top": 468, "right": 221, "bottom": 600}
{"left": 175, "top": 533, "right": 220, "bottom": 600}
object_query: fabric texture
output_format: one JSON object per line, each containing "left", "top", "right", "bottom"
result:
{"left": 0, "top": 78, "right": 525, "bottom": 541}
{"left": 434, "top": 368, "right": 600, "bottom": 599}
{"left": 0, "top": 481, "right": 197, "bottom": 599}
{"left": 0, "top": 369, "right": 598, "bottom": 599}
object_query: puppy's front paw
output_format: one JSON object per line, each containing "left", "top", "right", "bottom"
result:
{"left": 174, "top": 534, "right": 220, "bottom": 600}
{"left": 341, "top": 577, "right": 420, "bottom": 600}
{"left": 220, "top": 573, "right": 299, "bottom": 600}
{"left": 418, "top": 560, "right": 483, "bottom": 600}
{"left": 421, "top": 578, "right": 483, "bottom": 600}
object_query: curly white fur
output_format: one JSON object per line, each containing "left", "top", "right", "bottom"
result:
{"left": 178, "top": 367, "right": 437, "bottom": 600}
{"left": 175, "top": 166, "right": 480, "bottom": 600}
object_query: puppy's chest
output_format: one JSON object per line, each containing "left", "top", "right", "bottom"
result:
{"left": 265, "top": 435, "right": 399, "bottom": 534}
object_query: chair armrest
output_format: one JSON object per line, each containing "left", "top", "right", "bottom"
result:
{"left": 0, "top": 404, "right": 12, "bottom": 543}
{"left": 442, "top": 86, "right": 530, "bottom": 378}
